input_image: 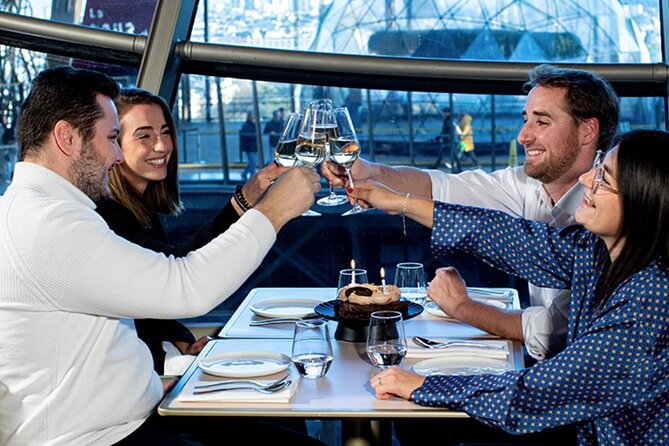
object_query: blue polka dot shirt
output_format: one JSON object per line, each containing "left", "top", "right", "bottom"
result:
{"left": 413, "top": 202, "right": 669, "bottom": 445}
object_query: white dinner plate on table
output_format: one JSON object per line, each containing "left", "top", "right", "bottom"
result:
{"left": 250, "top": 298, "right": 321, "bottom": 319}
{"left": 198, "top": 351, "right": 291, "bottom": 378}
{"left": 413, "top": 355, "right": 512, "bottom": 376}
{"left": 425, "top": 299, "right": 506, "bottom": 320}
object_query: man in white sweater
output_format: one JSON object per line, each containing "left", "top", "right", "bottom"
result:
{"left": 0, "top": 67, "right": 322, "bottom": 445}
{"left": 324, "top": 65, "right": 620, "bottom": 362}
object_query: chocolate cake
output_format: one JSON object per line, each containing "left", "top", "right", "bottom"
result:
{"left": 335, "top": 284, "right": 408, "bottom": 321}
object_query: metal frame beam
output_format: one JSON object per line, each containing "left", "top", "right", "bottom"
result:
{"left": 136, "top": 0, "right": 198, "bottom": 103}
{"left": 0, "top": 10, "right": 667, "bottom": 99}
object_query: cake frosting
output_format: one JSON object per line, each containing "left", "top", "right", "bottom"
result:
{"left": 337, "top": 283, "right": 401, "bottom": 305}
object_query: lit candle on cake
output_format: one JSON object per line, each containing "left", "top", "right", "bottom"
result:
{"left": 380, "top": 267, "right": 387, "bottom": 294}
{"left": 350, "top": 259, "right": 356, "bottom": 284}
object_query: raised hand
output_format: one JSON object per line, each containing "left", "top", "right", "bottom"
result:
{"left": 254, "top": 166, "right": 320, "bottom": 230}
{"left": 242, "top": 161, "right": 291, "bottom": 206}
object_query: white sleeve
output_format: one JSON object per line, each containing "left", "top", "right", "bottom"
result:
{"left": 425, "top": 167, "right": 529, "bottom": 218}
{"left": 522, "top": 291, "right": 570, "bottom": 360}
{"left": 31, "top": 206, "right": 276, "bottom": 319}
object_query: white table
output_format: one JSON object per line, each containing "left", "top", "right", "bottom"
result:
{"left": 159, "top": 287, "right": 524, "bottom": 445}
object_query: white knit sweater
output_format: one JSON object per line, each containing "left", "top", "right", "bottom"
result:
{"left": 0, "top": 163, "right": 277, "bottom": 445}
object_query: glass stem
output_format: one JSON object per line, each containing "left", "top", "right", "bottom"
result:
{"left": 346, "top": 169, "right": 355, "bottom": 190}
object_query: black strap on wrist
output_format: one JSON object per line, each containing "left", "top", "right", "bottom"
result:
{"left": 233, "top": 184, "right": 252, "bottom": 211}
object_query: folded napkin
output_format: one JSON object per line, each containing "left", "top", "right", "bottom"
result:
{"left": 466, "top": 288, "right": 512, "bottom": 301}
{"left": 405, "top": 339, "right": 509, "bottom": 360}
{"left": 176, "top": 378, "right": 298, "bottom": 404}
{"left": 162, "top": 341, "right": 197, "bottom": 376}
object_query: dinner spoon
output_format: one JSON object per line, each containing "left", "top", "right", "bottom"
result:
{"left": 412, "top": 336, "right": 506, "bottom": 351}
{"left": 192, "top": 379, "right": 292, "bottom": 395}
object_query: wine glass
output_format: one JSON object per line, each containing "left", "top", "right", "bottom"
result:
{"left": 330, "top": 107, "right": 367, "bottom": 216}
{"left": 274, "top": 112, "right": 320, "bottom": 217}
{"left": 274, "top": 112, "right": 302, "bottom": 167}
{"left": 313, "top": 100, "right": 348, "bottom": 207}
{"left": 366, "top": 310, "right": 407, "bottom": 368}
{"left": 394, "top": 262, "right": 427, "bottom": 306}
{"left": 295, "top": 101, "right": 334, "bottom": 216}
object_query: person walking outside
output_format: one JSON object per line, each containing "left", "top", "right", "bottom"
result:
{"left": 240, "top": 111, "right": 258, "bottom": 180}
{"left": 455, "top": 113, "right": 479, "bottom": 169}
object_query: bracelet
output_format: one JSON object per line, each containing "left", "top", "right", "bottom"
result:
{"left": 400, "top": 192, "right": 410, "bottom": 237}
{"left": 233, "top": 184, "right": 252, "bottom": 212}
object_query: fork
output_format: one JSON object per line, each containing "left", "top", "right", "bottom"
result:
{"left": 192, "top": 379, "right": 292, "bottom": 395}
{"left": 249, "top": 317, "right": 303, "bottom": 326}
{"left": 412, "top": 336, "right": 506, "bottom": 351}
{"left": 193, "top": 375, "right": 289, "bottom": 390}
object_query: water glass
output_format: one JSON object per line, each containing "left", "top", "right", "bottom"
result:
{"left": 338, "top": 268, "right": 369, "bottom": 291}
{"left": 366, "top": 311, "right": 407, "bottom": 368}
{"left": 395, "top": 262, "right": 427, "bottom": 306}
{"left": 291, "top": 318, "right": 334, "bottom": 379}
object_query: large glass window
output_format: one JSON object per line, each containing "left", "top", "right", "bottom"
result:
{"left": 193, "top": 0, "right": 661, "bottom": 62}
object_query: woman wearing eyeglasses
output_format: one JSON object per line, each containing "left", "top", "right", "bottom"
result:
{"left": 353, "top": 129, "right": 669, "bottom": 445}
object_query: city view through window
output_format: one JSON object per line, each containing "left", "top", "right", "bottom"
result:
{"left": 0, "top": 0, "right": 664, "bottom": 187}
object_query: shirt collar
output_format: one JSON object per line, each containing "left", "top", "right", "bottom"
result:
{"left": 535, "top": 181, "right": 585, "bottom": 226}
{"left": 11, "top": 162, "right": 96, "bottom": 209}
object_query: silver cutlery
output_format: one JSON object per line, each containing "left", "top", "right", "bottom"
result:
{"left": 412, "top": 336, "right": 506, "bottom": 351}
{"left": 192, "top": 379, "right": 292, "bottom": 395}
{"left": 249, "top": 316, "right": 318, "bottom": 326}
{"left": 193, "top": 375, "right": 289, "bottom": 390}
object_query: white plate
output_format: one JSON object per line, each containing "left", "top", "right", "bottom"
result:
{"left": 250, "top": 298, "right": 321, "bottom": 318}
{"left": 198, "top": 351, "right": 291, "bottom": 378}
{"left": 425, "top": 299, "right": 506, "bottom": 319}
{"left": 413, "top": 355, "right": 512, "bottom": 376}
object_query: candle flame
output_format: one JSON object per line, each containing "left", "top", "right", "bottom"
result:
{"left": 380, "top": 267, "right": 385, "bottom": 279}
{"left": 351, "top": 259, "right": 356, "bottom": 269}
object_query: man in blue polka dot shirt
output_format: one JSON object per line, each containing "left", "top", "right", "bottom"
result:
{"left": 323, "top": 64, "right": 620, "bottom": 362}
{"left": 355, "top": 129, "right": 669, "bottom": 446}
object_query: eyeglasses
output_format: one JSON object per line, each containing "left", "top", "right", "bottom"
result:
{"left": 591, "top": 150, "right": 619, "bottom": 195}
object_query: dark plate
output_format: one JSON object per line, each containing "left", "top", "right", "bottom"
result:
{"left": 314, "top": 300, "right": 424, "bottom": 326}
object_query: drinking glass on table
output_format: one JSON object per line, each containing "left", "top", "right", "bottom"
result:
{"left": 337, "top": 268, "right": 369, "bottom": 293}
{"left": 366, "top": 310, "right": 407, "bottom": 368}
{"left": 330, "top": 107, "right": 366, "bottom": 216}
{"left": 291, "top": 318, "right": 334, "bottom": 379}
{"left": 274, "top": 112, "right": 320, "bottom": 216}
{"left": 395, "top": 262, "right": 428, "bottom": 306}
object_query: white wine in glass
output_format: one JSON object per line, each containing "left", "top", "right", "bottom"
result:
{"left": 312, "top": 100, "right": 348, "bottom": 207}
{"left": 274, "top": 112, "right": 320, "bottom": 216}
{"left": 274, "top": 112, "right": 302, "bottom": 167}
{"left": 330, "top": 107, "right": 367, "bottom": 216}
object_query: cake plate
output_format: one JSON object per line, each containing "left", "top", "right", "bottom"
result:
{"left": 314, "top": 300, "right": 423, "bottom": 342}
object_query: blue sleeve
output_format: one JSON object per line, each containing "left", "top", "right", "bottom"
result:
{"left": 430, "top": 201, "right": 590, "bottom": 289}
{"left": 410, "top": 288, "right": 654, "bottom": 435}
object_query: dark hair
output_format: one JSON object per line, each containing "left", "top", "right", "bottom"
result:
{"left": 524, "top": 64, "right": 619, "bottom": 152}
{"left": 109, "top": 87, "right": 182, "bottom": 227}
{"left": 17, "top": 66, "right": 120, "bottom": 160}
{"left": 598, "top": 129, "right": 669, "bottom": 301}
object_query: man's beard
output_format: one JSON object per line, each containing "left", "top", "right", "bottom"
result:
{"left": 524, "top": 137, "right": 580, "bottom": 184}
{"left": 70, "top": 140, "right": 110, "bottom": 202}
